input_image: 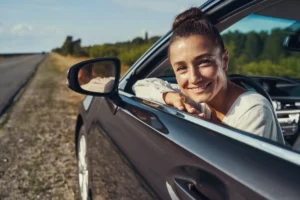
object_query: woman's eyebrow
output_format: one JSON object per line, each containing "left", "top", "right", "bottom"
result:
{"left": 194, "top": 53, "right": 214, "bottom": 61}
{"left": 173, "top": 61, "right": 186, "bottom": 67}
{"left": 172, "top": 53, "right": 214, "bottom": 66}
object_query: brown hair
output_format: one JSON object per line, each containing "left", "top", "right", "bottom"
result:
{"left": 169, "top": 7, "right": 225, "bottom": 54}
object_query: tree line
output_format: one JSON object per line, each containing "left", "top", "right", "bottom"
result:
{"left": 52, "top": 32, "right": 160, "bottom": 67}
{"left": 222, "top": 28, "right": 300, "bottom": 78}
{"left": 53, "top": 28, "right": 300, "bottom": 78}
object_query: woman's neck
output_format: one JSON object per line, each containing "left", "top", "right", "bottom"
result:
{"left": 207, "top": 81, "right": 246, "bottom": 121}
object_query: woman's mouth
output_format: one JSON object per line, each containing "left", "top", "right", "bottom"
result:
{"left": 189, "top": 82, "right": 211, "bottom": 94}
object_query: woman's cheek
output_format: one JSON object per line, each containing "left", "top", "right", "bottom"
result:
{"left": 176, "top": 74, "right": 188, "bottom": 92}
{"left": 216, "top": 67, "right": 227, "bottom": 83}
{"left": 200, "top": 66, "right": 218, "bottom": 79}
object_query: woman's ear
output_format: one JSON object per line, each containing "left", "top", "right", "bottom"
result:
{"left": 222, "top": 49, "right": 229, "bottom": 72}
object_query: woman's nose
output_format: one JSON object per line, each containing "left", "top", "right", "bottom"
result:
{"left": 189, "top": 67, "right": 202, "bottom": 84}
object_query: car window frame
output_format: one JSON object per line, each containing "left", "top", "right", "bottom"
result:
{"left": 119, "top": 89, "right": 300, "bottom": 166}
{"left": 118, "top": 0, "right": 300, "bottom": 163}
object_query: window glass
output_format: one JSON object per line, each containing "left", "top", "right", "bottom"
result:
{"left": 222, "top": 14, "right": 300, "bottom": 147}
{"left": 221, "top": 14, "right": 300, "bottom": 99}
{"left": 160, "top": 15, "right": 300, "bottom": 79}
{"left": 222, "top": 14, "right": 298, "bottom": 76}
{"left": 134, "top": 4, "right": 300, "bottom": 149}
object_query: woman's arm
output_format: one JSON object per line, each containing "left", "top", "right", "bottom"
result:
{"left": 132, "top": 78, "right": 204, "bottom": 115}
{"left": 132, "top": 78, "right": 180, "bottom": 104}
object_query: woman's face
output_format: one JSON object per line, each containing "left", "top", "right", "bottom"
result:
{"left": 169, "top": 35, "right": 228, "bottom": 104}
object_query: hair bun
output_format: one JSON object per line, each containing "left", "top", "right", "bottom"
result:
{"left": 172, "top": 7, "right": 204, "bottom": 30}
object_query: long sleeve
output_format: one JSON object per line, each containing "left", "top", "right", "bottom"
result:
{"left": 132, "top": 78, "right": 209, "bottom": 117}
{"left": 132, "top": 78, "right": 181, "bottom": 104}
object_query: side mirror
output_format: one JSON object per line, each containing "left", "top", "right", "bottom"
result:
{"left": 283, "top": 34, "right": 300, "bottom": 52}
{"left": 67, "top": 57, "right": 121, "bottom": 96}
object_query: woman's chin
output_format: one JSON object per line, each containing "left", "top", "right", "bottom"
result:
{"left": 189, "top": 94, "right": 211, "bottom": 104}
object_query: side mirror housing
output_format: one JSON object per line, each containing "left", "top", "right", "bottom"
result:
{"left": 67, "top": 57, "right": 121, "bottom": 97}
{"left": 283, "top": 34, "right": 300, "bottom": 52}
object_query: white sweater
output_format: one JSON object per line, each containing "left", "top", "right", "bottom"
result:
{"left": 132, "top": 78, "right": 285, "bottom": 144}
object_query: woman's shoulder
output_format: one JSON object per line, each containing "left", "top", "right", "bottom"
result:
{"left": 227, "top": 91, "right": 273, "bottom": 117}
{"left": 237, "top": 91, "right": 271, "bottom": 107}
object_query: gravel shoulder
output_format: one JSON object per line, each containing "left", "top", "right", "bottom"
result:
{"left": 0, "top": 53, "right": 88, "bottom": 199}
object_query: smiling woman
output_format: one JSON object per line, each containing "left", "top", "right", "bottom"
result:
{"left": 133, "top": 7, "right": 285, "bottom": 144}
{"left": 65, "top": 1, "right": 300, "bottom": 199}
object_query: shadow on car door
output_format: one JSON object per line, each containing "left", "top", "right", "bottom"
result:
{"left": 91, "top": 91, "right": 300, "bottom": 200}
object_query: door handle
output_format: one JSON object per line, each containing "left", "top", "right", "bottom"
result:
{"left": 174, "top": 178, "right": 224, "bottom": 200}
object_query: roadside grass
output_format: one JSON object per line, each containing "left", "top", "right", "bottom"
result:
{"left": 121, "top": 65, "right": 130, "bottom": 76}
{"left": 0, "top": 52, "right": 131, "bottom": 199}
{"left": 0, "top": 53, "right": 88, "bottom": 199}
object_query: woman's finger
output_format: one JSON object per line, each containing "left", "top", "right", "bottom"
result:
{"left": 173, "top": 100, "right": 185, "bottom": 110}
{"left": 180, "top": 95, "right": 197, "bottom": 113}
{"left": 199, "top": 113, "right": 206, "bottom": 118}
{"left": 184, "top": 103, "right": 197, "bottom": 113}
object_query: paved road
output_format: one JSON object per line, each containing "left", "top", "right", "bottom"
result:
{"left": 0, "top": 54, "right": 45, "bottom": 116}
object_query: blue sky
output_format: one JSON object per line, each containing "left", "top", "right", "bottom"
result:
{"left": 0, "top": 0, "right": 296, "bottom": 53}
{"left": 0, "top": 0, "right": 203, "bottom": 53}
{"left": 224, "top": 14, "right": 295, "bottom": 34}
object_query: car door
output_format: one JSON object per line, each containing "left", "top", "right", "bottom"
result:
{"left": 98, "top": 90, "right": 300, "bottom": 200}
{"left": 91, "top": 0, "right": 300, "bottom": 199}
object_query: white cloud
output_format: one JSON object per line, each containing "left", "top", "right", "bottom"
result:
{"left": 0, "top": 23, "right": 68, "bottom": 52}
{"left": 11, "top": 24, "right": 33, "bottom": 36}
{"left": 111, "top": 0, "right": 205, "bottom": 13}
{"left": 0, "top": 23, "right": 65, "bottom": 38}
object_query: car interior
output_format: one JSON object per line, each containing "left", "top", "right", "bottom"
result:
{"left": 121, "top": 0, "right": 300, "bottom": 151}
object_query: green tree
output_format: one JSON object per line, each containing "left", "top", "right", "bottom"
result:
{"left": 72, "top": 39, "right": 88, "bottom": 57}
{"left": 262, "top": 28, "right": 288, "bottom": 62}
{"left": 60, "top": 36, "right": 73, "bottom": 56}
{"left": 132, "top": 37, "right": 144, "bottom": 45}
{"left": 145, "top": 31, "right": 148, "bottom": 43}
{"left": 243, "top": 32, "right": 262, "bottom": 62}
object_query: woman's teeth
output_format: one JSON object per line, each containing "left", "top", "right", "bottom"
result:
{"left": 191, "top": 82, "right": 210, "bottom": 91}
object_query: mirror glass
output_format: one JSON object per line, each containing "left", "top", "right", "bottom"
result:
{"left": 77, "top": 60, "right": 116, "bottom": 93}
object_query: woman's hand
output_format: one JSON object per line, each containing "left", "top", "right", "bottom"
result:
{"left": 163, "top": 92, "right": 206, "bottom": 118}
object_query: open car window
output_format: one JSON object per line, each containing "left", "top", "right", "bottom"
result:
{"left": 221, "top": 13, "right": 300, "bottom": 150}
{"left": 124, "top": 1, "right": 300, "bottom": 153}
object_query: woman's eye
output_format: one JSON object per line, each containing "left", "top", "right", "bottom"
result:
{"left": 177, "top": 66, "right": 187, "bottom": 71}
{"left": 199, "top": 59, "right": 212, "bottom": 65}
